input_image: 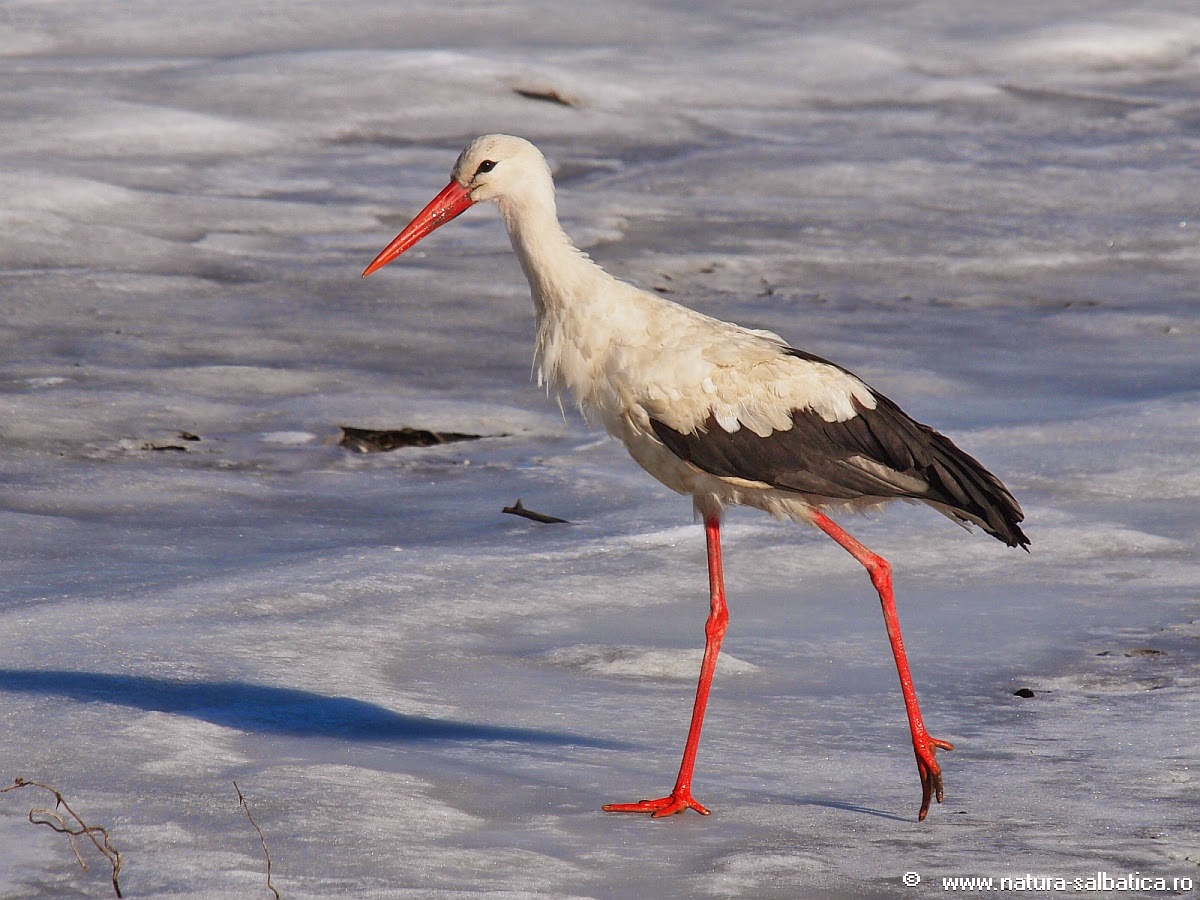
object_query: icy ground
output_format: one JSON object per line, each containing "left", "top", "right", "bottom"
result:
{"left": 0, "top": 1, "right": 1197, "bottom": 897}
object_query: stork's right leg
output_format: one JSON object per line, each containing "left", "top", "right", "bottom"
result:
{"left": 810, "top": 511, "right": 954, "bottom": 821}
{"left": 603, "top": 515, "right": 728, "bottom": 817}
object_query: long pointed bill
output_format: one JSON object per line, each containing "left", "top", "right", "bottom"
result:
{"left": 362, "top": 180, "right": 474, "bottom": 277}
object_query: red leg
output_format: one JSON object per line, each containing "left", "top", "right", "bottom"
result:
{"left": 810, "top": 511, "right": 954, "bottom": 821}
{"left": 603, "top": 515, "right": 728, "bottom": 817}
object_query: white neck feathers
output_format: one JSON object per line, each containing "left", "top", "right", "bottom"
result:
{"left": 494, "top": 190, "right": 625, "bottom": 411}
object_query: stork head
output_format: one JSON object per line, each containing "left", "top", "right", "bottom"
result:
{"left": 452, "top": 134, "right": 552, "bottom": 204}
{"left": 363, "top": 134, "right": 553, "bottom": 277}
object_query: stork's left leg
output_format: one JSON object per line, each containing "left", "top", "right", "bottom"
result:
{"left": 603, "top": 515, "right": 728, "bottom": 817}
{"left": 810, "top": 511, "right": 954, "bottom": 821}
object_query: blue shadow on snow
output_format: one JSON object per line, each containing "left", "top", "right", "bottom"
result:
{"left": 0, "top": 668, "right": 625, "bottom": 749}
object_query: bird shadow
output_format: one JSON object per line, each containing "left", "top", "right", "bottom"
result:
{"left": 0, "top": 668, "right": 626, "bottom": 749}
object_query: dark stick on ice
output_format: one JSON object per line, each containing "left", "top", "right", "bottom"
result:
{"left": 502, "top": 499, "right": 570, "bottom": 524}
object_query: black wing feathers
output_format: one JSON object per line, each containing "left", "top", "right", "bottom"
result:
{"left": 648, "top": 349, "right": 1028, "bottom": 548}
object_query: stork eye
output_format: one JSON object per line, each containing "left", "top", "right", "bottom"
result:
{"left": 474, "top": 160, "right": 497, "bottom": 176}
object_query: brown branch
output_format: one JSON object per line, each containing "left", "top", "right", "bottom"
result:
{"left": 1, "top": 777, "right": 123, "bottom": 897}
{"left": 512, "top": 84, "right": 579, "bottom": 107}
{"left": 502, "top": 499, "right": 570, "bottom": 524}
{"left": 234, "top": 781, "right": 281, "bottom": 899}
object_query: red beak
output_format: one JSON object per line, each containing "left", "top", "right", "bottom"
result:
{"left": 362, "top": 180, "right": 475, "bottom": 277}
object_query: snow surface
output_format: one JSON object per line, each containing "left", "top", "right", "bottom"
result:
{"left": 1, "top": 1, "right": 1198, "bottom": 897}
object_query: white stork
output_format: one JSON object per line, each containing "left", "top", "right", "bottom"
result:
{"left": 363, "top": 134, "right": 1028, "bottom": 821}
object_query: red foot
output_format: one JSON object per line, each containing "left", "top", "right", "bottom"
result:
{"left": 915, "top": 734, "right": 955, "bottom": 821}
{"left": 603, "top": 791, "right": 710, "bottom": 818}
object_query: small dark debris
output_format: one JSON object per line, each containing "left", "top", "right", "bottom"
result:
{"left": 513, "top": 86, "right": 579, "bottom": 107}
{"left": 502, "top": 499, "right": 570, "bottom": 525}
{"left": 179, "top": 431, "right": 201, "bottom": 442}
{"left": 339, "top": 426, "right": 485, "bottom": 453}
{"left": 1124, "top": 647, "right": 1165, "bottom": 657}
{"left": 1013, "top": 688, "right": 1036, "bottom": 698}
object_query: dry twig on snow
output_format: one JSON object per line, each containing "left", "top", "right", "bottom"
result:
{"left": 234, "top": 781, "right": 281, "bottom": 899}
{"left": 1, "top": 777, "right": 123, "bottom": 897}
